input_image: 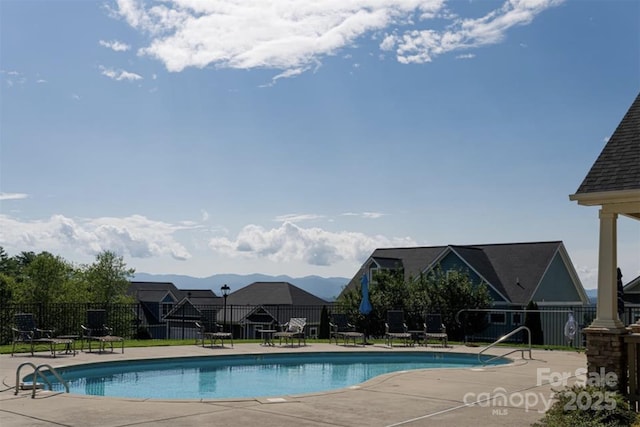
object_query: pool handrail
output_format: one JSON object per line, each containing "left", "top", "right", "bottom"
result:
{"left": 478, "top": 325, "right": 532, "bottom": 365}
{"left": 15, "top": 362, "right": 69, "bottom": 398}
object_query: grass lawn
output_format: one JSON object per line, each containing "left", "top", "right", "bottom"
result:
{"left": 0, "top": 338, "right": 581, "bottom": 355}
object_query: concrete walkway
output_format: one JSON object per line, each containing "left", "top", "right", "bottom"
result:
{"left": 0, "top": 342, "right": 587, "bottom": 427}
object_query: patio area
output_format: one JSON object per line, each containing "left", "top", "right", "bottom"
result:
{"left": 0, "top": 343, "right": 587, "bottom": 427}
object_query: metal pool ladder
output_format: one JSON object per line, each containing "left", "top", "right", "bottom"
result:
{"left": 478, "top": 326, "right": 532, "bottom": 365}
{"left": 15, "top": 362, "right": 69, "bottom": 398}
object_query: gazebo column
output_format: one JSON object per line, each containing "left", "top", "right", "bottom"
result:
{"left": 584, "top": 209, "right": 627, "bottom": 392}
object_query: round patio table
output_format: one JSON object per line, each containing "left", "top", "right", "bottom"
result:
{"left": 258, "top": 329, "right": 277, "bottom": 346}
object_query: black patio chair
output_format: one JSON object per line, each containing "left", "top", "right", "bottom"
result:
{"left": 195, "top": 310, "right": 233, "bottom": 348}
{"left": 81, "top": 309, "right": 124, "bottom": 353}
{"left": 424, "top": 314, "right": 448, "bottom": 347}
{"left": 330, "top": 313, "right": 364, "bottom": 346}
{"left": 11, "top": 313, "right": 72, "bottom": 357}
{"left": 384, "top": 310, "right": 411, "bottom": 347}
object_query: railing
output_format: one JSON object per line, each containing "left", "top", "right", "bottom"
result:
{"left": 15, "top": 362, "right": 69, "bottom": 398}
{"left": 478, "top": 325, "right": 532, "bottom": 365}
{"left": 455, "top": 307, "right": 584, "bottom": 347}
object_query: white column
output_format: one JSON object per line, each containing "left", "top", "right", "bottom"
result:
{"left": 590, "top": 210, "right": 624, "bottom": 329}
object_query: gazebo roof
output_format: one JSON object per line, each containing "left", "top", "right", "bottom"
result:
{"left": 574, "top": 93, "right": 639, "bottom": 194}
{"left": 570, "top": 92, "right": 640, "bottom": 219}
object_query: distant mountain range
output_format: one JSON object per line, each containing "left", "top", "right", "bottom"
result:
{"left": 133, "top": 272, "right": 351, "bottom": 301}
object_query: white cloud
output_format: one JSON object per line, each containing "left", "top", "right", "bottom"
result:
{"left": 36, "top": 79, "right": 47, "bottom": 83}
{"left": 109, "top": 0, "right": 561, "bottom": 78}
{"left": 0, "top": 214, "right": 192, "bottom": 261}
{"left": 0, "top": 212, "right": 417, "bottom": 271}
{"left": 0, "top": 192, "right": 28, "bottom": 201}
{"left": 100, "top": 65, "right": 143, "bottom": 81}
{"left": 99, "top": 39, "right": 132, "bottom": 51}
{"left": 341, "top": 211, "right": 385, "bottom": 219}
{"left": 274, "top": 213, "right": 324, "bottom": 223}
{"left": 209, "top": 221, "right": 415, "bottom": 267}
{"left": 390, "top": 0, "right": 564, "bottom": 64}
{"left": 455, "top": 53, "right": 475, "bottom": 59}
{"left": 71, "top": 94, "right": 81, "bottom": 100}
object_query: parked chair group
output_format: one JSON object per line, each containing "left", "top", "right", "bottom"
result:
{"left": 385, "top": 310, "right": 412, "bottom": 347}
{"left": 195, "top": 310, "right": 233, "bottom": 348}
{"left": 274, "top": 317, "right": 306, "bottom": 346}
{"left": 330, "top": 313, "right": 364, "bottom": 346}
{"left": 81, "top": 309, "right": 124, "bottom": 353}
{"left": 11, "top": 313, "right": 74, "bottom": 357}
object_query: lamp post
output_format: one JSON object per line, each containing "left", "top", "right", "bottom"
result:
{"left": 221, "top": 284, "right": 230, "bottom": 333}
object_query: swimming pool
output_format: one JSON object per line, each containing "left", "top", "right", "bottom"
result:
{"left": 40, "top": 352, "right": 508, "bottom": 400}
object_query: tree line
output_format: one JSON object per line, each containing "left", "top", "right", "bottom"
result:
{"left": 0, "top": 247, "right": 134, "bottom": 305}
{"left": 334, "top": 267, "right": 493, "bottom": 341}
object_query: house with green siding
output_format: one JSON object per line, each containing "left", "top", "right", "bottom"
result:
{"left": 343, "top": 241, "right": 590, "bottom": 344}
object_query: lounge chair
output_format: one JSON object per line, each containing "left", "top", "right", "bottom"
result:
{"left": 385, "top": 310, "right": 411, "bottom": 347}
{"left": 11, "top": 313, "right": 73, "bottom": 357}
{"left": 330, "top": 313, "right": 364, "bottom": 346}
{"left": 195, "top": 311, "right": 233, "bottom": 348}
{"left": 81, "top": 309, "right": 124, "bottom": 353}
{"left": 424, "top": 314, "right": 448, "bottom": 347}
{"left": 274, "top": 317, "right": 306, "bottom": 347}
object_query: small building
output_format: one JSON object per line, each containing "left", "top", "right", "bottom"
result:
{"left": 128, "top": 281, "right": 219, "bottom": 339}
{"left": 225, "top": 282, "right": 330, "bottom": 339}
{"left": 622, "top": 275, "right": 640, "bottom": 306}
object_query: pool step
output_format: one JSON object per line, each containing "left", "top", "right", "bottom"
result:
{"left": 19, "top": 381, "right": 44, "bottom": 390}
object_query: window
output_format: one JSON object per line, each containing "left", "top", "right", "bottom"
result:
{"left": 490, "top": 313, "right": 506, "bottom": 324}
{"left": 161, "top": 302, "right": 173, "bottom": 318}
{"left": 309, "top": 327, "right": 318, "bottom": 339}
{"left": 512, "top": 313, "right": 522, "bottom": 325}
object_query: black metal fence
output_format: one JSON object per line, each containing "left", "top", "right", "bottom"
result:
{"left": 455, "top": 305, "right": 640, "bottom": 348}
{"left": 0, "top": 303, "right": 334, "bottom": 345}
{"left": 4, "top": 303, "right": 640, "bottom": 347}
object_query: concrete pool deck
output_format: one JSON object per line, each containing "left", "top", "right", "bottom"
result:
{"left": 0, "top": 343, "right": 587, "bottom": 427}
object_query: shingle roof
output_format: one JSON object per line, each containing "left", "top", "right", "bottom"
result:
{"left": 473, "top": 241, "right": 562, "bottom": 304}
{"left": 226, "top": 281, "right": 329, "bottom": 306}
{"left": 128, "top": 282, "right": 181, "bottom": 302}
{"left": 342, "top": 241, "right": 581, "bottom": 305}
{"left": 128, "top": 282, "right": 218, "bottom": 304}
{"left": 575, "top": 93, "right": 640, "bottom": 194}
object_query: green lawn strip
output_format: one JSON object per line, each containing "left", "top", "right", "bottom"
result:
{"left": 0, "top": 339, "right": 578, "bottom": 355}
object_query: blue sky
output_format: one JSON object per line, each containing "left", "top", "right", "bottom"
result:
{"left": 1, "top": 0, "right": 638, "bottom": 289}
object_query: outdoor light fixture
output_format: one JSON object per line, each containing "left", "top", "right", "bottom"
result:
{"left": 221, "top": 284, "right": 230, "bottom": 332}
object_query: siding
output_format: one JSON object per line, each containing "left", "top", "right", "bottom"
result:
{"left": 533, "top": 253, "right": 582, "bottom": 302}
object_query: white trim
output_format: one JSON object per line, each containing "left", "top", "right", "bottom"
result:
{"left": 489, "top": 312, "right": 507, "bottom": 325}
{"left": 569, "top": 189, "right": 640, "bottom": 205}
{"left": 536, "top": 301, "right": 586, "bottom": 306}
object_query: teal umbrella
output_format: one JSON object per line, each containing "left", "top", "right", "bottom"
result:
{"left": 359, "top": 274, "right": 372, "bottom": 315}
{"left": 359, "top": 274, "right": 372, "bottom": 343}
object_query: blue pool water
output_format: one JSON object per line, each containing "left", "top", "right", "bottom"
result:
{"left": 41, "top": 352, "right": 507, "bottom": 399}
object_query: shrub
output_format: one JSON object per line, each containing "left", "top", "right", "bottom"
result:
{"left": 533, "top": 384, "right": 637, "bottom": 427}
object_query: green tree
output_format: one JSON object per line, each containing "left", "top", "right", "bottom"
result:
{"left": 0, "top": 246, "right": 18, "bottom": 276}
{"left": 336, "top": 267, "right": 491, "bottom": 339}
{"left": 83, "top": 251, "right": 135, "bottom": 304}
{"left": 7, "top": 251, "right": 74, "bottom": 304}
{"left": 420, "top": 267, "right": 491, "bottom": 340}
{"left": 0, "top": 272, "right": 15, "bottom": 305}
